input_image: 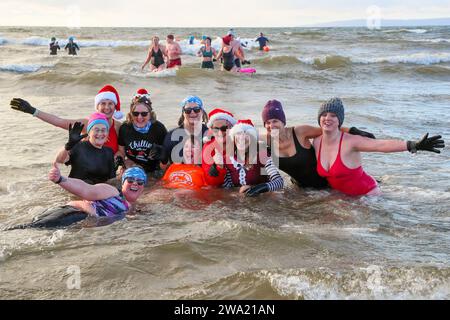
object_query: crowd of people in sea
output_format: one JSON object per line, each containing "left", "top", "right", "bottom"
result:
{"left": 7, "top": 82, "right": 444, "bottom": 229}
{"left": 47, "top": 29, "right": 270, "bottom": 72}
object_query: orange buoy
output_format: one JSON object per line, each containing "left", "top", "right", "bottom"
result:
{"left": 162, "top": 164, "right": 207, "bottom": 190}
{"left": 263, "top": 46, "right": 270, "bottom": 52}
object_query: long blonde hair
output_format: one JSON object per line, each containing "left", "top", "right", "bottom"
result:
{"left": 126, "top": 96, "right": 157, "bottom": 124}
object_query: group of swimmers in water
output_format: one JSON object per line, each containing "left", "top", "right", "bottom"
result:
{"left": 49, "top": 36, "right": 80, "bottom": 56}
{"left": 142, "top": 30, "right": 261, "bottom": 72}
{"left": 48, "top": 30, "right": 267, "bottom": 72}
{"left": 7, "top": 85, "right": 445, "bottom": 229}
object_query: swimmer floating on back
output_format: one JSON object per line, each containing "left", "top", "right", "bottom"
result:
{"left": 6, "top": 166, "right": 147, "bottom": 230}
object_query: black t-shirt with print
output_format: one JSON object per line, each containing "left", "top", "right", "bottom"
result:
{"left": 118, "top": 121, "right": 168, "bottom": 172}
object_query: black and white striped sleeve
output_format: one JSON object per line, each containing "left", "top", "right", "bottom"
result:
{"left": 222, "top": 168, "right": 234, "bottom": 188}
{"left": 265, "top": 157, "right": 284, "bottom": 191}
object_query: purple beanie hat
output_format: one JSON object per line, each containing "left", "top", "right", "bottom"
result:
{"left": 262, "top": 100, "right": 286, "bottom": 125}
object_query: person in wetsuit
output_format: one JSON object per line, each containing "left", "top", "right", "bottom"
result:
{"left": 197, "top": 37, "right": 216, "bottom": 69}
{"left": 65, "top": 36, "right": 80, "bottom": 55}
{"left": 6, "top": 166, "right": 147, "bottom": 230}
{"left": 261, "top": 100, "right": 376, "bottom": 189}
{"left": 10, "top": 84, "right": 124, "bottom": 154}
{"left": 255, "top": 32, "right": 269, "bottom": 50}
{"left": 141, "top": 36, "right": 167, "bottom": 72}
{"left": 117, "top": 95, "right": 167, "bottom": 177}
{"left": 55, "top": 113, "right": 115, "bottom": 185}
{"left": 49, "top": 37, "right": 60, "bottom": 55}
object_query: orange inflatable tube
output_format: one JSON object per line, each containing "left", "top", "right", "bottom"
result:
{"left": 162, "top": 164, "right": 208, "bottom": 190}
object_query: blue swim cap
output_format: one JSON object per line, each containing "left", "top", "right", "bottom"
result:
{"left": 68, "top": 36, "right": 74, "bottom": 41}
{"left": 181, "top": 95, "right": 203, "bottom": 109}
{"left": 122, "top": 167, "right": 147, "bottom": 185}
{"left": 202, "top": 35, "right": 207, "bottom": 40}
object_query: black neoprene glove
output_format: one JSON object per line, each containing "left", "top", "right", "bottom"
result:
{"left": 114, "top": 156, "right": 125, "bottom": 171}
{"left": 245, "top": 183, "right": 270, "bottom": 197}
{"left": 10, "top": 98, "right": 36, "bottom": 115}
{"left": 148, "top": 144, "right": 167, "bottom": 161}
{"left": 208, "top": 163, "right": 219, "bottom": 177}
{"left": 407, "top": 133, "right": 445, "bottom": 154}
{"left": 349, "top": 127, "right": 376, "bottom": 139}
{"left": 65, "top": 122, "right": 87, "bottom": 151}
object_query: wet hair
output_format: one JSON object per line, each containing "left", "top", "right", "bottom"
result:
{"left": 167, "top": 34, "right": 174, "bottom": 40}
{"left": 126, "top": 96, "right": 157, "bottom": 124}
{"left": 205, "top": 37, "right": 212, "bottom": 43}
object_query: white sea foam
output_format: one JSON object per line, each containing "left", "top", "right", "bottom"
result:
{"left": 298, "top": 52, "right": 450, "bottom": 66}
{"left": 383, "top": 28, "right": 428, "bottom": 34}
{"left": 9, "top": 36, "right": 259, "bottom": 55}
{"left": 0, "top": 63, "right": 53, "bottom": 73}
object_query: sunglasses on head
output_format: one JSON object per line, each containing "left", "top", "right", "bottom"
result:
{"left": 132, "top": 111, "right": 149, "bottom": 117}
{"left": 212, "top": 125, "right": 228, "bottom": 132}
{"left": 183, "top": 107, "right": 201, "bottom": 114}
{"left": 126, "top": 177, "right": 145, "bottom": 185}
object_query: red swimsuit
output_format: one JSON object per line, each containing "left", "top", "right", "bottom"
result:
{"left": 317, "top": 133, "right": 377, "bottom": 196}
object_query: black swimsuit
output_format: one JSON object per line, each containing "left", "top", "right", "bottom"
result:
{"left": 151, "top": 47, "right": 165, "bottom": 68}
{"left": 278, "top": 128, "right": 328, "bottom": 189}
{"left": 222, "top": 49, "right": 235, "bottom": 71}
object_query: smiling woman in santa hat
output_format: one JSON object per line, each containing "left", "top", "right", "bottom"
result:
{"left": 201, "top": 108, "right": 237, "bottom": 186}
{"left": 10, "top": 84, "right": 124, "bottom": 154}
{"left": 223, "top": 119, "right": 284, "bottom": 197}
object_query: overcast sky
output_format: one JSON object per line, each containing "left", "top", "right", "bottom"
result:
{"left": 1, "top": 0, "right": 449, "bottom": 27}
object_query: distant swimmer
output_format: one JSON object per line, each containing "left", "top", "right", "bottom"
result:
{"left": 228, "top": 29, "right": 251, "bottom": 66}
{"left": 5, "top": 166, "right": 147, "bottom": 230}
{"left": 216, "top": 35, "right": 242, "bottom": 72}
{"left": 255, "top": 32, "right": 269, "bottom": 50}
{"left": 165, "top": 34, "right": 182, "bottom": 69}
{"left": 142, "top": 36, "right": 168, "bottom": 72}
{"left": 197, "top": 37, "right": 217, "bottom": 69}
{"left": 49, "top": 37, "right": 60, "bottom": 55}
{"left": 65, "top": 36, "right": 80, "bottom": 55}
{"left": 312, "top": 98, "right": 445, "bottom": 196}
{"left": 189, "top": 35, "right": 195, "bottom": 45}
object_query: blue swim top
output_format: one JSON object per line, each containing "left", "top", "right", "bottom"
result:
{"left": 181, "top": 95, "right": 203, "bottom": 109}
{"left": 122, "top": 166, "right": 147, "bottom": 185}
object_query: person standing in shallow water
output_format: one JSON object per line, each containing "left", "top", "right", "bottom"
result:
{"left": 65, "top": 36, "right": 80, "bottom": 55}
{"left": 262, "top": 99, "right": 376, "bottom": 189}
{"left": 312, "top": 98, "right": 445, "bottom": 196}
{"left": 197, "top": 37, "right": 217, "bottom": 69}
{"left": 49, "top": 37, "right": 60, "bottom": 55}
{"left": 55, "top": 113, "right": 115, "bottom": 185}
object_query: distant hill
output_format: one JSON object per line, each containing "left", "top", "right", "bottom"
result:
{"left": 303, "top": 18, "right": 450, "bottom": 27}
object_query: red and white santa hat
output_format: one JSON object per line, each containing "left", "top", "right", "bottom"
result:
{"left": 229, "top": 119, "right": 258, "bottom": 140}
{"left": 133, "top": 88, "right": 151, "bottom": 100}
{"left": 94, "top": 84, "right": 123, "bottom": 120}
{"left": 207, "top": 108, "right": 237, "bottom": 128}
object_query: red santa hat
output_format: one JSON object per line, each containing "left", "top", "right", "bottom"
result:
{"left": 229, "top": 119, "right": 258, "bottom": 140}
{"left": 207, "top": 108, "right": 237, "bottom": 128}
{"left": 133, "top": 88, "right": 151, "bottom": 100}
{"left": 94, "top": 85, "right": 123, "bottom": 120}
